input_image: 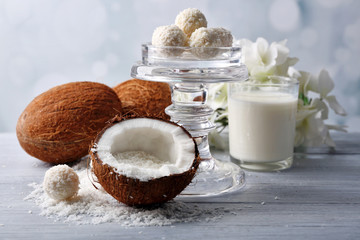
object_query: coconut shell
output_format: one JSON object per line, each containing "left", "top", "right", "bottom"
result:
{"left": 113, "top": 79, "right": 172, "bottom": 119}
{"left": 90, "top": 116, "right": 199, "bottom": 206}
{"left": 16, "top": 81, "right": 122, "bottom": 164}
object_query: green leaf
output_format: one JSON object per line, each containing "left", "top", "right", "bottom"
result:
{"left": 299, "top": 93, "right": 311, "bottom": 106}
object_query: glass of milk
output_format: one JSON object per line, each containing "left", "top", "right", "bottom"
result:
{"left": 228, "top": 76, "right": 299, "bottom": 171}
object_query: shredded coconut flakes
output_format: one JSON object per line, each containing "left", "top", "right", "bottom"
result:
{"left": 25, "top": 161, "right": 233, "bottom": 227}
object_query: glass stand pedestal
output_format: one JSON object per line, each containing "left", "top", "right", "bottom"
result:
{"left": 131, "top": 44, "right": 248, "bottom": 197}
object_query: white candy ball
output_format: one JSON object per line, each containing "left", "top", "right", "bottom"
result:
{"left": 152, "top": 25, "right": 188, "bottom": 57}
{"left": 189, "top": 27, "right": 233, "bottom": 58}
{"left": 189, "top": 27, "right": 232, "bottom": 48}
{"left": 152, "top": 25, "right": 188, "bottom": 47}
{"left": 211, "top": 27, "right": 233, "bottom": 47}
{"left": 43, "top": 165, "right": 80, "bottom": 201}
{"left": 189, "top": 27, "right": 220, "bottom": 48}
{"left": 175, "top": 8, "right": 207, "bottom": 38}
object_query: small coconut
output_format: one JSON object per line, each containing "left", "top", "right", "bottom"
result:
{"left": 90, "top": 116, "right": 199, "bottom": 206}
{"left": 113, "top": 79, "right": 172, "bottom": 119}
{"left": 16, "top": 81, "right": 122, "bottom": 164}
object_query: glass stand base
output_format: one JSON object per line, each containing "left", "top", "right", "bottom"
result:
{"left": 131, "top": 45, "right": 249, "bottom": 197}
{"left": 179, "top": 158, "right": 245, "bottom": 197}
{"left": 231, "top": 156, "right": 293, "bottom": 172}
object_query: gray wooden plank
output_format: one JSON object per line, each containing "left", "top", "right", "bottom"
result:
{"left": 1, "top": 203, "right": 359, "bottom": 240}
{"left": 1, "top": 133, "right": 360, "bottom": 240}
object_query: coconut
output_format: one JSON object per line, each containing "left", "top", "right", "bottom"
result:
{"left": 113, "top": 79, "right": 172, "bottom": 119}
{"left": 16, "top": 81, "right": 122, "bottom": 164}
{"left": 90, "top": 116, "right": 199, "bottom": 206}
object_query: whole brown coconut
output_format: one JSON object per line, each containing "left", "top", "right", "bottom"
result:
{"left": 90, "top": 116, "right": 199, "bottom": 206}
{"left": 16, "top": 82, "right": 122, "bottom": 164}
{"left": 113, "top": 79, "right": 172, "bottom": 119}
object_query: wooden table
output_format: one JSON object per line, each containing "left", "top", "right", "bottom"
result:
{"left": 1, "top": 132, "right": 359, "bottom": 239}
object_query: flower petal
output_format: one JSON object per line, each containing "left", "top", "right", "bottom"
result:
{"left": 311, "top": 98, "right": 329, "bottom": 120}
{"left": 325, "top": 95, "right": 347, "bottom": 116}
{"left": 208, "top": 82, "right": 225, "bottom": 96}
{"left": 250, "top": 65, "right": 275, "bottom": 77}
{"left": 296, "top": 109, "right": 318, "bottom": 126}
{"left": 288, "top": 67, "right": 301, "bottom": 78}
{"left": 326, "top": 124, "right": 348, "bottom": 132}
{"left": 208, "top": 83, "right": 229, "bottom": 123}
{"left": 318, "top": 69, "right": 334, "bottom": 98}
{"left": 209, "top": 130, "right": 227, "bottom": 150}
{"left": 305, "top": 74, "right": 319, "bottom": 93}
{"left": 303, "top": 115, "right": 327, "bottom": 147}
{"left": 324, "top": 131, "right": 336, "bottom": 147}
{"left": 256, "top": 37, "right": 269, "bottom": 57}
{"left": 263, "top": 44, "right": 277, "bottom": 66}
{"left": 297, "top": 71, "right": 311, "bottom": 95}
{"left": 273, "top": 41, "right": 289, "bottom": 65}
{"left": 275, "top": 57, "right": 299, "bottom": 76}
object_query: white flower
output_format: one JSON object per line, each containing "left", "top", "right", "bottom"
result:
{"left": 295, "top": 111, "right": 334, "bottom": 147}
{"left": 291, "top": 70, "right": 310, "bottom": 95}
{"left": 295, "top": 103, "right": 346, "bottom": 147}
{"left": 295, "top": 98, "right": 332, "bottom": 147}
{"left": 208, "top": 82, "right": 229, "bottom": 149}
{"left": 305, "top": 69, "right": 347, "bottom": 116}
{"left": 295, "top": 70, "right": 347, "bottom": 147}
{"left": 236, "top": 37, "right": 298, "bottom": 79}
{"left": 208, "top": 83, "right": 229, "bottom": 126}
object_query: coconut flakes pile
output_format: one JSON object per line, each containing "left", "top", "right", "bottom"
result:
{"left": 112, "top": 151, "right": 168, "bottom": 169}
{"left": 25, "top": 161, "right": 235, "bottom": 227}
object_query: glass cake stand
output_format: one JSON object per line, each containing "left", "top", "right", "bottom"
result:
{"left": 131, "top": 44, "right": 248, "bottom": 197}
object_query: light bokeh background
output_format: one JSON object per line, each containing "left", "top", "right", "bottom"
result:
{"left": 0, "top": 0, "right": 359, "bottom": 132}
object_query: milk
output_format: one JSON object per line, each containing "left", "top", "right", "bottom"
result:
{"left": 229, "top": 91, "right": 298, "bottom": 163}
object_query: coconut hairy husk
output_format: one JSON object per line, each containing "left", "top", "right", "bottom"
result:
{"left": 16, "top": 81, "right": 122, "bottom": 164}
{"left": 113, "top": 79, "right": 172, "bottom": 120}
{"left": 90, "top": 116, "right": 199, "bottom": 206}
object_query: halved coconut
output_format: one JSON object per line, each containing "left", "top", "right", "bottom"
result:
{"left": 90, "top": 116, "right": 199, "bottom": 206}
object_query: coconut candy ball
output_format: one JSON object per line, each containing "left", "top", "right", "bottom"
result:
{"left": 175, "top": 8, "right": 207, "bottom": 38}
{"left": 152, "top": 25, "right": 188, "bottom": 47}
{"left": 43, "top": 165, "right": 80, "bottom": 201}
{"left": 189, "top": 27, "right": 220, "bottom": 47}
{"left": 189, "top": 27, "right": 221, "bottom": 58}
{"left": 189, "top": 27, "right": 233, "bottom": 58}
{"left": 152, "top": 25, "right": 188, "bottom": 57}
{"left": 212, "top": 27, "right": 233, "bottom": 47}
{"left": 189, "top": 27, "right": 233, "bottom": 47}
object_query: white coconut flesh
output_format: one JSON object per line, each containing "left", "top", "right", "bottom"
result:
{"left": 95, "top": 118, "right": 196, "bottom": 181}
